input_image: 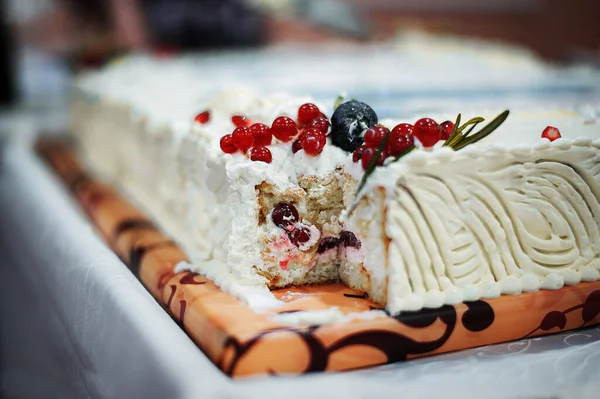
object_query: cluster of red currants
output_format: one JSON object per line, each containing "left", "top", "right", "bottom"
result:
{"left": 353, "top": 118, "right": 455, "bottom": 170}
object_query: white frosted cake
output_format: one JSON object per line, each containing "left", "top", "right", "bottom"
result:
{"left": 70, "top": 41, "right": 600, "bottom": 317}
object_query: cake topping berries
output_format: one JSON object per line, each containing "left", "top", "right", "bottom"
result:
{"left": 232, "top": 114, "right": 252, "bottom": 127}
{"left": 331, "top": 100, "right": 378, "bottom": 152}
{"left": 414, "top": 118, "right": 442, "bottom": 148}
{"left": 292, "top": 138, "right": 303, "bottom": 154}
{"left": 307, "top": 116, "right": 331, "bottom": 135}
{"left": 232, "top": 126, "right": 254, "bottom": 152}
{"left": 217, "top": 102, "right": 332, "bottom": 161}
{"left": 297, "top": 103, "right": 321, "bottom": 127}
{"left": 249, "top": 123, "right": 272, "bottom": 146}
{"left": 219, "top": 134, "right": 237, "bottom": 154}
{"left": 249, "top": 146, "right": 272, "bottom": 164}
{"left": 439, "top": 120, "right": 455, "bottom": 140}
{"left": 194, "top": 110, "right": 210, "bottom": 124}
{"left": 271, "top": 116, "right": 298, "bottom": 142}
{"left": 300, "top": 128, "right": 327, "bottom": 156}
{"left": 542, "top": 126, "right": 561, "bottom": 141}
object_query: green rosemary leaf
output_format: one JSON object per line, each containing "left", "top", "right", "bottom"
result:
{"left": 443, "top": 113, "right": 462, "bottom": 147}
{"left": 355, "top": 130, "right": 391, "bottom": 196}
{"left": 462, "top": 121, "right": 481, "bottom": 137}
{"left": 333, "top": 95, "right": 345, "bottom": 110}
{"left": 453, "top": 110, "right": 510, "bottom": 150}
{"left": 457, "top": 117, "right": 485, "bottom": 135}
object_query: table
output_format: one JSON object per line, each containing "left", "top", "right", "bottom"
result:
{"left": 1, "top": 113, "right": 600, "bottom": 399}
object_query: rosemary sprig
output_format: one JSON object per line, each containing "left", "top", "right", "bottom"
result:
{"left": 452, "top": 110, "right": 510, "bottom": 150}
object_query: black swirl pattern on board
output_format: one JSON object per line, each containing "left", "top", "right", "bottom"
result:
{"left": 522, "top": 289, "right": 600, "bottom": 338}
{"left": 221, "top": 304, "right": 460, "bottom": 376}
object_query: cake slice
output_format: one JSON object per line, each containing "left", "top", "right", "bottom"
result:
{"left": 340, "top": 110, "right": 600, "bottom": 314}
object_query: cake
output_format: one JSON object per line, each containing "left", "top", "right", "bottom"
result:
{"left": 69, "top": 43, "right": 600, "bottom": 317}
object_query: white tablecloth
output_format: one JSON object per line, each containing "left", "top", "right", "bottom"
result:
{"left": 1, "top": 123, "right": 600, "bottom": 399}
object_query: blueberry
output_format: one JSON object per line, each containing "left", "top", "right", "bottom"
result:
{"left": 331, "top": 100, "right": 378, "bottom": 152}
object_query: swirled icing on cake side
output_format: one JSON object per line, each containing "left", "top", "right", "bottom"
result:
{"left": 342, "top": 140, "right": 600, "bottom": 314}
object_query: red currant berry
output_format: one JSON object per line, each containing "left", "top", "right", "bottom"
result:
{"left": 194, "top": 110, "right": 210, "bottom": 124}
{"left": 388, "top": 132, "right": 414, "bottom": 156}
{"left": 249, "top": 146, "right": 272, "bottom": 163}
{"left": 232, "top": 127, "right": 254, "bottom": 152}
{"left": 360, "top": 147, "right": 388, "bottom": 170}
{"left": 271, "top": 202, "right": 299, "bottom": 230}
{"left": 360, "top": 147, "right": 375, "bottom": 170}
{"left": 414, "top": 118, "right": 441, "bottom": 148}
{"left": 307, "top": 116, "right": 330, "bottom": 134}
{"left": 271, "top": 116, "right": 298, "bottom": 142}
{"left": 288, "top": 225, "right": 312, "bottom": 247}
{"left": 391, "top": 123, "right": 414, "bottom": 138}
{"left": 297, "top": 103, "right": 321, "bottom": 126}
{"left": 249, "top": 123, "right": 272, "bottom": 146}
{"left": 352, "top": 145, "right": 367, "bottom": 163}
{"left": 292, "top": 138, "right": 303, "bottom": 154}
{"left": 541, "top": 126, "right": 561, "bottom": 141}
{"left": 220, "top": 134, "right": 237, "bottom": 154}
{"left": 439, "top": 121, "right": 455, "bottom": 140}
{"left": 232, "top": 114, "right": 252, "bottom": 127}
{"left": 364, "top": 125, "right": 389, "bottom": 147}
{"left": 300, "top": 128, "right": 326, "bottom": 156}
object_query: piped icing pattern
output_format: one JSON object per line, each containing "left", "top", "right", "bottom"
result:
{"left": 344, "top": 138, "right": 600, "bottom": 314}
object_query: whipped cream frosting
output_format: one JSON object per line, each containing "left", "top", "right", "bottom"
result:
{"left": 70, "top": 38, "right": 600, "bottom": 323}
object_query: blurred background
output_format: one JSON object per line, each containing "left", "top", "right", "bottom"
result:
{"left": 1, "top": 0, "right": 599, "bottom": 110}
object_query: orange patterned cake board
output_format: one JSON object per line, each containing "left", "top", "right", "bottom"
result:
{"left": 37, "top": 139, "right": 600, "bottom": 378}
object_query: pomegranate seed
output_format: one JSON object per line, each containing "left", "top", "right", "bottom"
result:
{"left": 194, "top": 110, "right": 210, "bottom": 124}
{"left": 300, "top": 128, "right": 326, "bottom": 156}
{"left": 292, "top": 139, "right": 303, "bottom": 154}
{"left": 249, "top": 123, "right": 272, "bottom": 146}
{"left": 272, "top": 203, "right": 299, "bottom": 230}
{"left": 541, "top": 126, "right": 561, "bottom": 141}
{"left": 297, "top": 103, "right": 321, "bottom": 126}
{"left": 388, "top": 132, "right": 414, "bottom": 156}
{"left": 232, "top": 114, "right": 252, "bottom": 127}
{"left": 364, "top": 125, "right": 389, "bottom": 147}
{"left": 352, "top": 145, "right": 367, "bottom": 163}
{"left": 307, "top": 116, "right": 330, "bottom": 134}
{"left": 232, "top": 127, "right": 254, "bottom": 152}
{"left": 249, "top": 146, "right": 272, "bottom": 163}
{"left": 340, "top": 231, "right": 361, "bottom": 249}
{"left": 289, "top": 225, "right": 311, "bottom": 247}
{"left": 440, "top": 121, "right": 455, "bottom": 140}
{"left": 414, "top": 118, "right": 441, "bottom": 148}
{"left": 271, "top": 116, "right": 298, "bottom": 142}
{"left": 219, "top": 134, "right": 237, "bottom": 154}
